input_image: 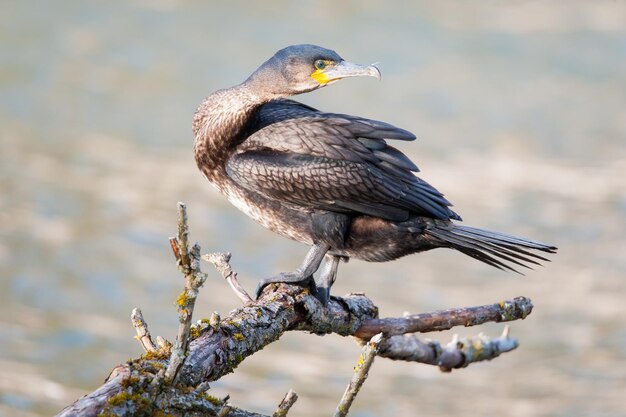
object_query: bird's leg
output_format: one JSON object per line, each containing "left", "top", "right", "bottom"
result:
{"left": 255, "top": 243, "right": 330, "bottom": 299}
{"left": 314, "top": 254, "right": 341, "bottom": 306}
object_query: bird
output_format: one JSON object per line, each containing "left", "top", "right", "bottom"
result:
{"left": 193, "top": 44, "right": 557, "bottom": 305}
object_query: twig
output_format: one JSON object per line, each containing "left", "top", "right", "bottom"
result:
{"left": 377, "top": 325, "right": 518, "bottom": 371}
{"left": 169, "top": 237, "right": 181, "bottom": 262}
{"left": 354, "top": 297, "right": 533, "bottom": 339}
{"left": 164, "top": 202, "right": 208, "bottom": 384}
{"left": 272, "top": 389, "right": 298, "bottom": 417}
{"left": 176, "top": 202, "right": 191, "bottom": 269}
{"left": 131, "top": 308, "right": 157, "bottom": 352}
{"left": 156, "top": 335, "right": 172, "bottom": 351}
{"left": 437, "top": 325, "right": 517, "bottom": 371}
{"left": 203, "top": 252, "right": 253, "bottom": 304}
{"left": 333, "top": 333, "right": 383, "bottom": 417}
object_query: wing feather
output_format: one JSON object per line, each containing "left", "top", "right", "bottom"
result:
{"left": 228, "top": 100, "right": 460, "bottom": 221}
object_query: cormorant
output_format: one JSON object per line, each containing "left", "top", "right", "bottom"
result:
{"left": 193, "top": 44, "right": 556, "bottom": 305}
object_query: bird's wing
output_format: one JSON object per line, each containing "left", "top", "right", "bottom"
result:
{"left": 227, "top": 100, "right": 460, "bottom": 222}
{"left": 249, "top": 99, "right": 418, "bottom": 141}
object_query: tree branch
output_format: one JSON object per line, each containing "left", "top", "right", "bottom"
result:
{"left": 272, "top": 389, "right": 298, "bottom": 417}
{"left": 378, "top": 325, "right": 518, "bottom": 371}
{"left": 203, "top": 252, "right": 253, "bottom": 304}
{"left": 354, "top": 296, "right": 533, "bottom": 339}
{"left": 333, "top": 333, "right": 382, "bottom": 417}
{"left": 131, "top": 308, "right": 157, "bottom": 353}
{"left": 164, "top": 202, "right": 208, "bottom": 384}
{"left": 56, "top": 204, "right": 535, "bottom": 417}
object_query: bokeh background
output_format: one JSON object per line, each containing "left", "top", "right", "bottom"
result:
{"left": 1, "top": 1, "right": 625, "bottom": 416}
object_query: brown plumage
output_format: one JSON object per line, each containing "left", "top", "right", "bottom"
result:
{"left": 193, "top": 45, "right": 557, "bottom": 305}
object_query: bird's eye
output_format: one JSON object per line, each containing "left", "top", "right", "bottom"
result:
{"left": 314, "top": 60, "right": 328, "bottom": 70}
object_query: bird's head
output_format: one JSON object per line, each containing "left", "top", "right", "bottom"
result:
{"left": 244, "top": 44, "right": 380, "bottom": 99}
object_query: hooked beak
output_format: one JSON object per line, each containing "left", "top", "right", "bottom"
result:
{"left": 311, "top": 60, "right": 381, "bottom": 85}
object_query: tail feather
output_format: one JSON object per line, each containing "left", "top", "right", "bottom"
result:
{"left": 426, "top": 224, "right": 557, "bottom": 274}
{"left": 457, "top": 226, "right": 553, "bottom": 249}
{"left": 450, "top": 228, "right": 550, "bottom": 264}
{"left": 437, "top": 231, "right": 538, "bottom": 271}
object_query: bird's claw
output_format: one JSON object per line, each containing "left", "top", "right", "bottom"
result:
{"left": 254, "top": 271, "right": 317, "bottom": 300}
{"left": 314, "top": 286, "right": 330, "bottom": 307}
{"left": 255, "top": 276, "right": 330, "bottom": 307}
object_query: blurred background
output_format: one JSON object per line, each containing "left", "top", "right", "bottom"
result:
{"left": 1, "top": 1, "right": 625, "bottom": 416}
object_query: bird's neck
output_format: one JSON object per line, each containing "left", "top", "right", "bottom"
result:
{"left": 193, "top": 83, "right": 269, "bottom": 185}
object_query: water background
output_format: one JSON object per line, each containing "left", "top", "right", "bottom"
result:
{"left": 1, "top": 2, "right": 625, "bottom": 416}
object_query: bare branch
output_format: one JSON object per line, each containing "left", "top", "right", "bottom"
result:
{"left": 156, "top": 335, "right": 172, "bottom": 351}
{"left": 178, "top": 286, "right": 529, "bottom": 386}
{"left": 131, "top": 308, "right": 157, "bottom": 353}
{"left": 58, "top": 285, "right": 530, "bottom": 416}
{"left": 203, "top": 252, "right": 254, "bottom": 304}
{"left": 354, "top": 297, "right": 533, "bottom": 339}
{"left": 164, "top": 203, "right": 208, "bottom": 384}
{"left": 333, "top": 333, "right": 383, "bottom": 417}
{"left": 176, "top": 201, "right": 191, "bottom": 269}
{"left": 57, "top": 204, "right": 536, "bottom": 416}
{"left": 272, "top": 389, "right": 298, "bottom": 417}
{"left": 169, "top": 237, "right": 181, "bottom": 263}
{"left": 377, "top": 325, "right": 518, "bottom": 371}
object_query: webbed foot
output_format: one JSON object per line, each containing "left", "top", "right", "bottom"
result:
{"left": 254, "top": 243, "right": 330, "bottom": 300}
{"left": 254, "top": 270, "right": 315, "bottom": 299}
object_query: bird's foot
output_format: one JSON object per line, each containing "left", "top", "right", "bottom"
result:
{"left": 313, "top": 286, "right": 330, "bottom": 307}
{"left": 254, "top": 273, "right": 332, "bottom": 306}
{"left": 312, "top": 254, "right": 340, "bottom": 307}
{"left": 255, "top": 274, "right": 331, "bottom": 306}
{"left": 254, "top": 270, "right": 315, "bottom": 299}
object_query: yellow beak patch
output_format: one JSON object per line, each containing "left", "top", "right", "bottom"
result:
{"left": 310, "top": 69, "right": 332, "bottom": 84}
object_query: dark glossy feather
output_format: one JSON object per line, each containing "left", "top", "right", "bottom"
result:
{"left": 425, "top": 224, "right": 557, "bottom": 273}
{"left": 228, "top": 100, "right": 460, "bottom": 221}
